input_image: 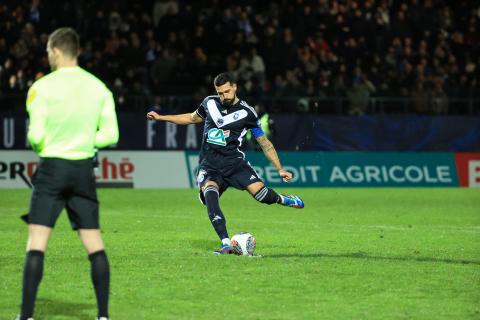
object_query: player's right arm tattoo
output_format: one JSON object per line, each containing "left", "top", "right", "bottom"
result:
{"left": 256, "top": 135, "right": 283, "bottom": 171}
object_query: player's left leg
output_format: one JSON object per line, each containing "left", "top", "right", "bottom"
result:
{"left": 246, "top": 181, "right": 281, "bottom": 204}
{"left": 247, "top": 182, "right": 304, "bottom": 208}
{"left": 228, "top": 162, "right": 304, "bottom": 209}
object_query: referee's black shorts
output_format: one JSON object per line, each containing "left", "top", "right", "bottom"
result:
{"left": 25, "top": 157, "right": 99, "bottom": 230}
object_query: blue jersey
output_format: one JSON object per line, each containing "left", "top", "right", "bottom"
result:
{"left": 195, "top": 96, "right": 264, "bottom": 174}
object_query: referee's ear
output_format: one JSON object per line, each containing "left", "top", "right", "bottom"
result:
{"left": 51, "top": 47, "right": 62, "bottom": 58}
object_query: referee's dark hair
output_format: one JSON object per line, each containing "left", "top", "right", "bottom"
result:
{"left": 48, "top": 27, "right": 80, "bottom": 58}
{"left": 214, "top": 72, "right": 237, "bottom": 87}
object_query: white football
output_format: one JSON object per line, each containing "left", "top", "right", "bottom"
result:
{"left": 231, "top": 232, "right": 256, "bottom": 256}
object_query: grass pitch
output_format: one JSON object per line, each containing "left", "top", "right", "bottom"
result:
{"left": 0, "top": 188, "right": 479, "bottom": 320}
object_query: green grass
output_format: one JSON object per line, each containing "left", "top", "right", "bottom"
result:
{"left": 0, "top": 188, "right": 479, "bottom": 320}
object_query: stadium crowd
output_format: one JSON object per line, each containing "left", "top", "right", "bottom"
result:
{"left": 0, "top": 0, "right": 479, "bottom": 114}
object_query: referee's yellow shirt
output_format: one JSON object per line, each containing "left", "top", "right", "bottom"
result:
{"left": 26, "top": 66, "right": 119, "bottom": 159}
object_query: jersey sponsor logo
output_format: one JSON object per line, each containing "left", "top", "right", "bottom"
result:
{"left": 207, "top": 128, "right": 230, "bottom": 146}
{"left": 206, "top": 99, "right": 248, "bottom": 128}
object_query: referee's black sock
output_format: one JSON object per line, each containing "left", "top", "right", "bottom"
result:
{"left": 204, "top": 185, "right": 229, "bottom": 240}
{"left": 89, "top": 250, "right": 110, "bottom": 318}
{"left": 20, "top": 250, "right": 44, "bottom": 319}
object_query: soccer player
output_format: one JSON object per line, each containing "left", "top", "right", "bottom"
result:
{"left": 147, "top": 72, "right": 304, "bottom": 254}
{"left": 16, "top": 28, "right": 118, "bottom": 320}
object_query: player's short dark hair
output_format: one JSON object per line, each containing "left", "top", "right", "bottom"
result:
{"left": 48, "top": 27, "right": 80, "bottom": 58}
{"left": 214, "top": 72, "right": 236, "bottom": 87}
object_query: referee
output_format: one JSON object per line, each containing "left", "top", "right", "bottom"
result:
{"left": 17, "top": 28, "right": 118, "bottom": 320}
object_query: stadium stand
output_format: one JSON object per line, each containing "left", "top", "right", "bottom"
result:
{"left": 0, "top": 0, "right": 478, "bottom": 114}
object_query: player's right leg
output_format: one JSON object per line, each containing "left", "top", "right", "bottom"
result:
{"left": 199, "top": 177, "right": 234, "bottom": 254}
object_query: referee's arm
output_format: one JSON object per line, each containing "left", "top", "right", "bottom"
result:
{"left": 95, "top": 90, "right": 119, "bottom": 148}
{"left": 26, "top": 87, "right": 47, "bottom": 153}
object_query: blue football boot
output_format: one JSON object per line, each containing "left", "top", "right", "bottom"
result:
{"left": 213, "top": 244, "right": 235, "bottom": 255}
{"left": 280, "top": 195, "right": 305, "bottom": 209}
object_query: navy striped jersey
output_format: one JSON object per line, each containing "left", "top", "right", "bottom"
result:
{"left": 195, "top": 96, "right": 264, "bottom": 174}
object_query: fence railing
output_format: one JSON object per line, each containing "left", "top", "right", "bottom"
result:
{"left": 1, "top": 93, "right": 478, "bottom": 114}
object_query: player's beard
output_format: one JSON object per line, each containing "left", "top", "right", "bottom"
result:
{"left": 222, "top": 96, "right": 236, "bottom": 107}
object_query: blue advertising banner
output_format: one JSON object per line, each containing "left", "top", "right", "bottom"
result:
{"left": 311, "top": 116, "right": 480, "bottom": 151}
{"left": 186, "top": 151, "right": 459, "bottom": 188}
{"left": 0, "top": 113, "right": 204, "bottom": 150}
{"left": 1, "top": 114, "right": 479, "bottom": 152}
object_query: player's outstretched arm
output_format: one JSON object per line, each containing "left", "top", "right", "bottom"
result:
{"left": 256, "top": 135, "right": 293, "bottom": 182}
{"left": 146, "top": 111, "right": 203, "bottom": 125}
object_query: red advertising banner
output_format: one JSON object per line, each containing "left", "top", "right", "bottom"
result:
{"left": 454, "top": 153, "right": 480, "bottom": 188}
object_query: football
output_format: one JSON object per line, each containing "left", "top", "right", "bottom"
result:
{"left": 231, "top": 232, "right": 256, "bottom": 256}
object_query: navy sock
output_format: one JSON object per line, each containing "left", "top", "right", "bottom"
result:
{"left": 89, "top": 250, "right": 110, "bottom": 318}
{"left": 20, "top": 250, "right": 44, "bottom": 319}
{"left": 254, "top": 187, "right": 281, "bottom": 205}
{"left": 204, "top": 185, "right": 229, "bottom": 240}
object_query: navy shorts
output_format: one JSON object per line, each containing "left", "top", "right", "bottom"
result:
{"left": 23, "top": 157, "right": 99, "bottom": 230}
{"left": 197, "top": 160, "right": 262, "bottom": 195}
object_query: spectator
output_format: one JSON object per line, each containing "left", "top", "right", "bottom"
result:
{"left": 0, "top": 0, "right": 478, "bottom": 114}
{"left": 411, "top": 81, "right": 429, "bottom": 114}
{"left": 347, "top": 70, "right": 376, "bottom": 115}
{"left": 430, "top": 80, "right": 449, "bottom": 114}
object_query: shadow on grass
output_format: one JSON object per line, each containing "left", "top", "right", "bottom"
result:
{"left": 35, "top": 298, "right": 95, "bottom": 320}
{"left": 263, "top": 251, "right": 480, "bottom": 266}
